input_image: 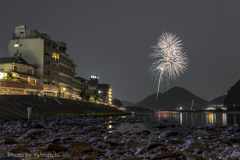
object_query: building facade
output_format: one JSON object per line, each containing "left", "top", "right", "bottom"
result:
{"left": 98, "top": 84, "right": 112, "bottom": 105}
{"left": 6, "top": 25, "right": 112, "bottom": 102}
{"left": 8, "top": 25, "right": 82, "bottom": 99}
{"left": 0, "top": 56, "right": 42, "bottom": 94}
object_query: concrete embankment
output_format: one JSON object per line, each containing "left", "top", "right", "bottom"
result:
{"left": 0, "top": 95, "right": 125, "bottom": 120}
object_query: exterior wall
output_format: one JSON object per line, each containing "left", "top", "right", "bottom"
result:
{"left": 8, "top": 39, "right": 44, "bottom": 86}
{"left": 4, "top": 82, "right": 24, "bottom": 88}
{"left": 0, "top": 64, "right": 12, "bottom": 73}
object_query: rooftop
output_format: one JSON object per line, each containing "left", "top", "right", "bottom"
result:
{"left": 0, "top": 56, "right": 37, "bottom": 68}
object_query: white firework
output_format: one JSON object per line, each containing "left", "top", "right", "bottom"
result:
{"left": 149, "top": 32, "right": 189, "bottom": 100}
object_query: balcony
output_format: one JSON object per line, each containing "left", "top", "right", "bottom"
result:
{"left": 53, "top": 67, "right": 59, "bottom": 72}
{"left": 44, "top": 47, "right": 58, "bottom": 54}
{"left": 52, "top": 58, "right": 59, "bottom": 63}
{"left": 44, "top": 64, "right": 50, "bottom": 70}
{"left": 53, "top": 48, "right": 58, "bottom": 53}
{"left": 52, "top": 75, "right": 58, "bottom": 81}
{"left": 43, "top": 84, "right": 50, "bottom": 90}
{"left": 44, "top": 55, "right": 50, "bottom": 61}
{"left": 44, "top": 74, "right": 50, "bottom": 79}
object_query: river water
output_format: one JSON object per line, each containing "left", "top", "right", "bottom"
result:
{"left": 109, "top": 112, "right": 240, "bottom": 139}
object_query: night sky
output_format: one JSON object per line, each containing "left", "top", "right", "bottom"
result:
{"left": 0, "top": 1, "right": 239, "bottom": 103}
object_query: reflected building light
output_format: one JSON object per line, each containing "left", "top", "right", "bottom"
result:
{"left": 222, "top": 113, "right": 227, "bottom": 125}
{"left": 180, "top": 112, "right": 182, "bottom": 126}
{"left": 206, "top": 113, "right": 208, "bottom": 124}
{"left": 191, "top": 113, "right": 195, "bottom": 127}
{"left": 208, "top": 113, "right": 214, "bottom": 124}
{"left": 214, "top": 113, "right": 216, "bottom": 124}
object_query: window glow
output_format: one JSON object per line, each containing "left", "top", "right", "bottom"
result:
{"left": 14, "top": 44, "right": 19, "bottom": 47}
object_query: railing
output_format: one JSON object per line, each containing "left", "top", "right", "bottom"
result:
{"left": 52, "top": 58, "right": 59, "bottom": 63}
{"left": 52, "top": 75, "right": 58, "bottom": 81}
{"left": 0, "top": 79, "right": 42, "bottom": 87}
{"left": 44, "top": 64, "right": 50, "bottom": 70}
{"left": 53, "top": 48, "right": 59, "bottom": 53}
{"left": 53, "top": 67, "right": 59, "bottom": 72}
{"left": 43, "top": 74, "right": 50, "bottom": 79}
{"left": 43, "top": 84, "right": 50, "bottom": 89}
{"left": 44, "top": 55, "right": 50, "bottom": 61}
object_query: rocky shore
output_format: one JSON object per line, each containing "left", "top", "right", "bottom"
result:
{"left": 0, "top": 116, "right": 240, "bottom": 160}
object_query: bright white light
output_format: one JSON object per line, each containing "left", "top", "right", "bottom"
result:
{"left": 0, "top": 72, "right": 7, "bottom": 79}
{"left": 14, "top": 44, "right": 19, "bottom": 47}
{"left": 98, "top": 91, "right": 101, "bottom": 93}
{"left": 180, "top": 107, "right": 182, "bottom": 110}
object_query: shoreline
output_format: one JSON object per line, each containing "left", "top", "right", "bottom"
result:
{"left": 41, "top": 112, "right": 132, "bottom": 118}
{"left": 1, "top": 115, "right": 240, "bottom": 159}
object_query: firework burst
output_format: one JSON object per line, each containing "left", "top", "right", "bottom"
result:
{"left": 149, "top": 32, "right": 189, "bottom": 100}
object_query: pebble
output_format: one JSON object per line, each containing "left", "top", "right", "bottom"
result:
{"left": 0, "top": 116, "right": 238, "bottom": 159}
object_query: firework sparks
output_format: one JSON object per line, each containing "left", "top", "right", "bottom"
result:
{"left": 149, "top": 32, "right": 189, "bottom": 100}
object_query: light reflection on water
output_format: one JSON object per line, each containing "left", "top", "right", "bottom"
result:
{"left": 110, "top": 112, "right": 240, "bottom": 139}
{"left": 152, "top": 112, "right": 235, "bottom": 126}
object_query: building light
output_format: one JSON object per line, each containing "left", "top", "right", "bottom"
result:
{"left": 0, "top": 72, "right": 7, "bottom": 79}
{"left": 14, "top": 44, "right": 19, "bottom": 47}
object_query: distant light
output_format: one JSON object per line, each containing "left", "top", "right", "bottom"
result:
{"left": 98, "top": 91, "right": 101, "bottom": 93}
{"left": 180, "top": 107, "right": 182, "bottom": 110}
{"left": 14, "top": 44, "right": 19, "bottom": 47}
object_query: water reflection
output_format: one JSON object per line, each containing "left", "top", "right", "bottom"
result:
{"left": 180, "top": 112, "right": 182, "bottom": 126}
{"left": 151, "top": 112, "right": 237, "bottom": 125}
{"left": 222, "top": 113, "right": 227, "bottom": 125}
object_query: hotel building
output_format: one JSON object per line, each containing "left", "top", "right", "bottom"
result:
{"left": 8, "top": 25, "right": 82, "bottom": 99}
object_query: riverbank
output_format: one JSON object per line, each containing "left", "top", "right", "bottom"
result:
{"left": 157, "top": 110, "right": 240, "bottom": 113}
{"left": 42, "top": 112, "right": 132, "bottom": 117}
{"left": 0, "top": 95, "right": 125, "bottom": 120}
{"left": 1, "top": 115, "right": 240, "bottom": 159}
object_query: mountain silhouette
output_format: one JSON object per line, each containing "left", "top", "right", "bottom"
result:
{"left": 136, "top": 92, "right": 162, "bottom": 107}
{"left": 121, "top": 100, "right": 136, "bottom": 107}
{"left": 136, "top": 86, "right": 209, "bottom": 110}
{"left": 210, "top": 95, "right": 226, "bottom": 105}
